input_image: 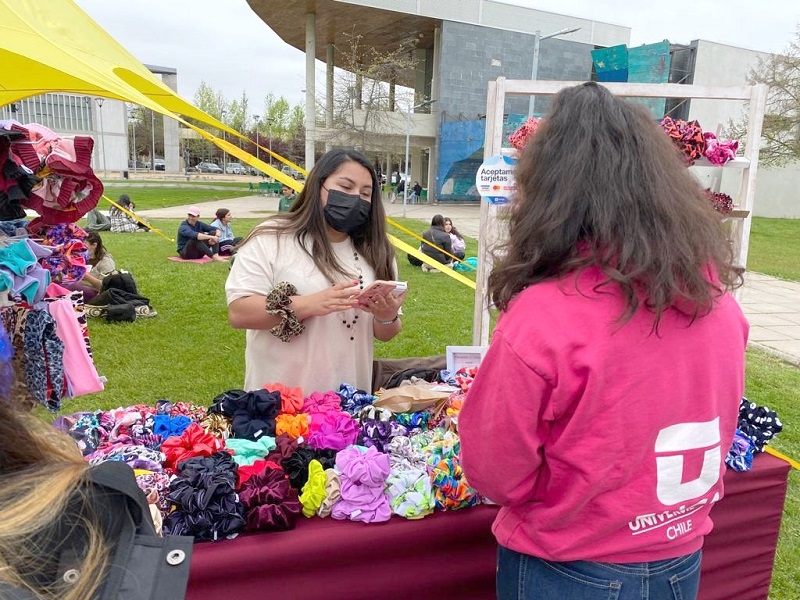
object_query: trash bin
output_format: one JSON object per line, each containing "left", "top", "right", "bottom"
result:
{"left": 122, "top": 170, "right": 129, "bottom": 179}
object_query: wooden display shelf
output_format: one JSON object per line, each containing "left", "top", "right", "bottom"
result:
{"left": 692, "top": 156, "right": 750, "bottom": 169}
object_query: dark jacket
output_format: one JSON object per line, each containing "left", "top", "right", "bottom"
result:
{"left": 421, "top": 226, "right": 452, "bottom": 264}
{"left": 177, "top": 220, "right": 217, "bottom": 253}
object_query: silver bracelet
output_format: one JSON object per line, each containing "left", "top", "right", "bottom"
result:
{"left": 375, "top": 314, "right": 400, "bottom": 326}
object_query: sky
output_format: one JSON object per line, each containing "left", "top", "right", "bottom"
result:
{"left": 74, "top": 0, "right": 798, "bottom": 115}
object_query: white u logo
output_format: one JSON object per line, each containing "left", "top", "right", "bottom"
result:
{"left": 654, "top": 418, "right": 721, "bottom": 506}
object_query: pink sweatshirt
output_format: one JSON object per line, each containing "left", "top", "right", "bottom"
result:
{"left": 460, "top": 267, "right": 748, "bottom": 563}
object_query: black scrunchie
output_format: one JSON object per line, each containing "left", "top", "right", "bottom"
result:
{"left": 208, "top": 389, "right": 281, "bottom": 440}
{"left": 281, "top": 447, "right": 337, "bottom": 490}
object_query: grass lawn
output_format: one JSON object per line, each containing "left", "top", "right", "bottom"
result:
{"left": 748, "top": 217, "right": 800, "bottom": 281}
{"left": 96, "top": 186, "right": 252, "bottom": 211}
{"left": 48, "top": 210, "right": 800, "bottom": 598}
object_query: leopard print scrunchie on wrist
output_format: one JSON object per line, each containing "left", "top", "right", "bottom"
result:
{"left": 265, "top": 282, "right": 304, "bottom": 342}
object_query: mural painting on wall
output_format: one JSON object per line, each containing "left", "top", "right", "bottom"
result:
{"left": 437, "top": 114, "right": 526, "bottom": 202}
{"left": 591, "top": 41, "right": 671, "bottom": 118}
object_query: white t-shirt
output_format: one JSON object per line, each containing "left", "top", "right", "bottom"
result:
{"left": 225, "top": 229, "right": 379, "bottom": 395}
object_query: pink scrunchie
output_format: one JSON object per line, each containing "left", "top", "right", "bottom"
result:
{"left": 302, "top": 390, "right": 342, "bottom": 414}
{"left": 331, "top": 446, "right": 391, "bottom": 523}
{"left": 307, "top": 411, "right": 358, "bottom": 450}
{"left": 703, "top": 132, "right": 739, "bottom": 166}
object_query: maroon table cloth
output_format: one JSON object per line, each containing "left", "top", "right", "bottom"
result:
{"left": 187, "top": 453, "right": 790, "bottom": 600}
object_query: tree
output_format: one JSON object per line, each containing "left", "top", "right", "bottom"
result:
{"left": 323, "top": 31, "right": 418, "bottom": 153}
{"left": 728, "top": 25, "right": 800, "bottom": 167}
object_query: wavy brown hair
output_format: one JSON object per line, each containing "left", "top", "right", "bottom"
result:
{"left": 490, "top": 82, "right": 742, "bottom": 325}
{"left": 0, "top": 367, "right": 108, "bottom": 600}
{"left": 241, "top": 148, "right": 396, "bottom": 281}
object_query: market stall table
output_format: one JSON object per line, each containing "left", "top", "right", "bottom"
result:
{"left": 187, "top": 453, "right": 790, "bottom": 600}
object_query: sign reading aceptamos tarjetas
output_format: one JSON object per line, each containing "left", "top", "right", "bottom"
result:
{"left": 475, "top": 154, "right": 516, "bottom": 205}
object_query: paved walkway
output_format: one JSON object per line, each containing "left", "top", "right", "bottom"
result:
{"left": 139, "top": 195, "right": 800, "bottom": 367}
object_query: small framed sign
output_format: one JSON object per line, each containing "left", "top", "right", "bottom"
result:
{"left": 446, "top": 345, "right": 488, "bottom": 374}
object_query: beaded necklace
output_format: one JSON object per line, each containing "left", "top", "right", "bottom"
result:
{"left": 341, "top": 250, "right": 364, "bottom": 341}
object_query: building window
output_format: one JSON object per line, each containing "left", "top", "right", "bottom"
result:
{"left": 0, "top": 93, "right": 93, "bottom": 132}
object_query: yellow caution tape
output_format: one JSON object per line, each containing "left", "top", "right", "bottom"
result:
{"left": 387, "top": 234, "right": 476, "bottom": 289}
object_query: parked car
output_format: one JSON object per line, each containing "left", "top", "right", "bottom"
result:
{"left": 196, "top": 162, "right": 223, "bottom": 173}
{"left": 128, "top": 159, "right": 145, "bottom": 169}
{"left": 226, "top": 162, "right": 247, "bottom": 175}
{"left": 153, "top": 158, "right": 166, "bottom": 171}
{"left": 281, "top": 165, "right": 305, "bottom": 180}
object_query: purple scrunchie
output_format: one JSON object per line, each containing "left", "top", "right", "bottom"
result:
{"left": 358, "top": 419, "right": 408, "bottom": 453}
{"left": 307, "top": 411, "right": 359, "bottom": 451}
{"left": 331, "top": 446, "right": 391, "bottom": 523}
{"left": 239, "top": 466, "right": 303, "bottom": 532}
{"left": 725, "top": 429, "right": 756, "bottom": 472}
{"left": 302, "top": 390, "right": 342, "bottom": 414}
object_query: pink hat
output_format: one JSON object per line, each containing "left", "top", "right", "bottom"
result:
{"left": 187, "top": 205, "right": 201, "bottom": 217}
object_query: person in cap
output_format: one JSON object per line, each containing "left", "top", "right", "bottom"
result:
{"left": 176, "top": 205, "right": 226, "bottom": 262}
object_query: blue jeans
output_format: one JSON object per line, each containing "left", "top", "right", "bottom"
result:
{"left": 497, "top": 546, "right": 702, "bottom": 600}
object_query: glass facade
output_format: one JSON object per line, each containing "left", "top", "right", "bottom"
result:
{"left": 0, "top": 93, "right": 94, "bottom": 131}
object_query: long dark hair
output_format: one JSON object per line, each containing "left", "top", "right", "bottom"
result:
{"left": 85, "top": 231, "right": 107, "bottom": 267}
{"left": 490, "top": 82, "right": 741, "bottom": 325}
{"left": 215, "top": 208, "right": 230, "bottom": 221}
{"left": 444, "top": 217, "right": 462, "bottom": 239}
{"left": 241, "top": 149, "right": 395, "bottom": 281}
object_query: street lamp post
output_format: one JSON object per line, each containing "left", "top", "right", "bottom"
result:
{"left": 95, "top": 98, "right": 106, "bottom": 176}
{"left": 150, "top": 109, "right": 156, "bottom": 173}
{"left": 528, "top": 27, "right": 581, "bottom": 117}
{"left": 220, "top": 109, "right": 227, "bottom": 175}
{"left": 267, "top": 118, "right": 273, "bottom": 167}
{"left": 129, "top": 106, "right": 137, "bottom": 174}
{"left": 254, "top": 115, "right": 260, "bottom": 164}
{"left": 403, "top": 99, "right": 436, "bottom": 218}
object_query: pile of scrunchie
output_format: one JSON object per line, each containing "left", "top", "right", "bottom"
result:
{"left": 704, "top": 188, "right": 734, "bottom": 215}
{"left": 55, "top": 379, "right": 483, "bottom": 542}
{"left": 4, "top": 120, "right": 103, "bottom": 233}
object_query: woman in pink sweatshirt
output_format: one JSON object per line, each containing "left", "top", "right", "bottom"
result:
{"left": 459, "top": 82, "right": 749, "bottom": 600}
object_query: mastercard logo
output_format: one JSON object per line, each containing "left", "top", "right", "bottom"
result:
{"left": 492, "top": 185, "right": 502, "bottom": 191}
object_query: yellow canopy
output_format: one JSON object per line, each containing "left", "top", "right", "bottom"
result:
{"left": 0, "top": 0, "right": 305, "bottom": 190}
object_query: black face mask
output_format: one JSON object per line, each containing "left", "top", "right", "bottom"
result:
{"left": 323, "top": 189, "right": 372, "bottom": 234}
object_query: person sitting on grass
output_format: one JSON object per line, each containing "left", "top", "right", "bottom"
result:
{"left": 278, "top": 184, "right": 297, "bottom": 212}
{"left": 176, "top": 205, "right": 227, "bottom": 262}
{"left": 407, "top": 214, "right": 453, "bottom": 272}
{"left": 210, "top": 208, "right": 244, "bottom": 256}
{"left": 109, "top": 194, "right": 148, "bottom": 233}
{"left": 444, "top": 217, "right": 466, "bottom": 260}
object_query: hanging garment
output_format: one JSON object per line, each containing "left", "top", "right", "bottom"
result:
{"left": 48, "top": 297, "right": 103, "bottom": 397}
{"left": 23, "top": 308, "right": 66, "bottom": 411}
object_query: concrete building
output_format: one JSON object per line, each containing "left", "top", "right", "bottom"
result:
{"left": 247, "top": 0, "right": 630, "bottom": 201}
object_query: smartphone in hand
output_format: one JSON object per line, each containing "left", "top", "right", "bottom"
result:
{"left": 355, "top": 280, "right": 407, "bottom": 307}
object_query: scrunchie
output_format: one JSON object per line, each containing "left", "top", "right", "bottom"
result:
{"left": 737, "top": 397, "right": 783, "bottom": 452}
{"left": 236, "top": 458, "right": 283, "bottom": 488}
{"left": 660, "top": 117, "right": 706, "bottom": 164}
{"left": 225, "top": 435, "right": 277, "bottom": 466}
{"left": 307, "top": 410, "right": 359, "bottom": 451}
{"left": 429, "top": 456, "right": 480, "bottom": 511}
{"left": 725, "top": 429, "right": 756, "bottom": 472}
{"left": 508, "top": 117, "right": 540, "bottom": 151}
{"left": 395, "top": 411, "right": 430, "bottom": 432}
{"left": 200, "top": 413, "right": 232, "bottom": 440}
{"left": 88, "top": 444, "right": 165, "bottom": 471}
{"left": 703, "top": 131, "right": 738, "bottom": 166}
{"left": 163, "top": 451, "right": 245, "bottom": 541}
{"left": 161, "top": 423, "right": 226, "bottom": 471}
{"left": 276, "top": 413, "right": 310, "bottom": 440}
{"left": 455, "top": 366, "right": 478, "bottom": 393}
{"left": 208, "top": 388, "right": 282, "bottom": 440}
{"left": 239, "top": 466, "right": 302, "bottom": 532}
{"left": 388, "top": 435, "right": 427, "bottom": 471}
{"left": 317, "top": 468, "right": 341, "bottom": 518}
{"left": 299, "top": 459, "right": 328, "bottom": 517}
{"left": 387, "top": 468, "right": 435, "bottom": 519}
{"left": 281, "top": 447, "right": 337, "bottom": 490}
{"left": 704, "top": 188, "right": 734, "bottom": 215}
{"left": 265, "top": 382, "right": 304, "bottom": 415}
{"left": 302, "top": 390, "right": 342, "bottom": 414}
{"left": 135, "top": 471, "right": 172, "bottom": 518}
{"left": 358, "top": 419, "right": 408, "bottom": 453}
{"left": 265, "top": 282, "right": 305, "bottom": 342}
{"left": 153, "top": 414, "right": 192, "bottom": 439}
{"left": 337, "top": 383, "right": 376, "bottom": 416}
{"left": 331, "top": 446, "right": 391, "bottom": 523}
{"left": 358, "top": 405, "right": 393, "bottom": 423}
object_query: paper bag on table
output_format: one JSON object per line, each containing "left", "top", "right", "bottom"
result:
{"left": 373, "top": 384, "right": 451, "bottom": 413}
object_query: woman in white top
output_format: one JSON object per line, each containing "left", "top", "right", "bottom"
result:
{"left": 225, "top": 149, "right": 407, "bottom": 395}
{"left": 69, "top": 231, "right": 115, "bottom": 301}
